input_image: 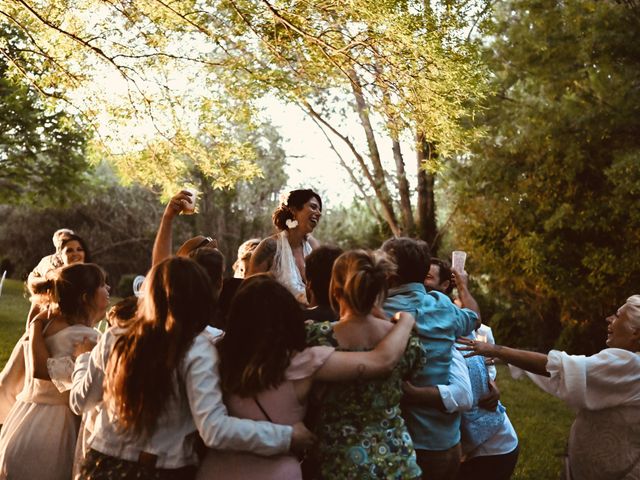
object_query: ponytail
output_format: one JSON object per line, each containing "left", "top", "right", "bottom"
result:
{"left": 330, "top": 250, "right": 395, "bottom": 316}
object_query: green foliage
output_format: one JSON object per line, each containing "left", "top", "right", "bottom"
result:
{"left": 1, "top": 0, "right": 491, "bottom": 236}
{"left": 452, "top": 0, "right": 640, "bottom": 352}
{"left": 185, "top": 121, "right": 289, "bottom": 270}
{"left": 314, "top": 199, "right": 390, "bottom": 249}
{"left": 0, "top": 24, "right": 91, "bottom": 206}
{"left": 0, "top": 180, "right": 164, "bottom": 286}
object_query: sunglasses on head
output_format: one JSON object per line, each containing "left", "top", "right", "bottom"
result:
{"left": 194, "top": 237, "right": 214, "bottom": 250}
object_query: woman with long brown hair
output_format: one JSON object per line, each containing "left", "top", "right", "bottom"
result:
{"left": 0, "top": 263, "right": 108, "bottom": 480}
{"left": 197, "top": 274, "right": 415, "bottom": 479}
{"left": 71, "top": 256, "right": 311, "bottom": 480}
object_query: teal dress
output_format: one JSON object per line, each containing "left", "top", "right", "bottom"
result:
{"left": 306, "top": 321, "right": 425, "bottom": 479}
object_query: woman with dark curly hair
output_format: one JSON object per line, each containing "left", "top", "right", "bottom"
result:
{"left": 197, "top": 274, "right": 416, "bottom": 480}
{"left": 249, "top": 189, "right": 322, "bottom": 304}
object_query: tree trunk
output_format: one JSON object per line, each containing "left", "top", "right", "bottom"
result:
{"left": 348, "top": 67, "right": 400, "bottom": 235}
{"left": 416, "top": 132, "right": 438, "bottom": 252}
{"left": 391, "top": 137, "right": 415, "bottom": 235}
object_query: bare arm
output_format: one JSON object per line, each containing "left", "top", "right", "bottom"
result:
{"left": 307, "top": 234, "right": 320, "bottom": 249}
{"left": 452, "top": 269, "right": 481, "bottom": 327}
{"left": 314, "top": 312, "right": 415, "bottom": 382}
{"left": 402, "top": 347, "right": 473, "bottom": 412}
{"left": 247, "top": 237, "right": 277, "bottom": 275}
{"left": 457, "top": 338, "right": 550, "bottom": 376}
{"left": 30, "top": 314, "right": 52, "bottom": 380}
{"left": 402, "top": 383, "right": 446, "bottom": 410}
{"left": 152, "top": 190, "right": 192, "bottom": 266}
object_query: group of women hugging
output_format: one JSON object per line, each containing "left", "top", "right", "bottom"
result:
{"left": 0, "top": 188, "right": 638, "bottom": 480}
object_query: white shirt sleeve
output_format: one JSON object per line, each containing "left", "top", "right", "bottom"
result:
{"left": 436, "top": 347, "right": 473, "bottom": 413}
{"left": 545, "top": 348, "right": 640, "bottom": 411}
{"left": 70, "top": 329, "right": 113, "bottom": 415}
{"left": 183, "top": 335, "right": 292, "bottom": 456}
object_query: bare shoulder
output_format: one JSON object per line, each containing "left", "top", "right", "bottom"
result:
{"left": 248, "top": 235, "right": 278, "bottom": 274}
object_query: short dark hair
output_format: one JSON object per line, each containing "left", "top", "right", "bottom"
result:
{"left": 188, "top": 247, "right": 224, "bottom": 296}
{"left": 381, "top": 237, "right": 431, "bottom": 284}
{"left": 272, "top": 189, "right": 322, "bottom": 231}
{"left": 305, "top": 245, "right": 344, "bottom": 306}
{"left": 430, "top": 257, "right": 453, "bottom": 294}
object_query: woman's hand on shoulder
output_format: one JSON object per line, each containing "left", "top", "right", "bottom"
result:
{"left": 392, "top": 311, "right": 416, "bottom": 330}
{"left": 73, "top": 336, "right": 97, "bottom": 359}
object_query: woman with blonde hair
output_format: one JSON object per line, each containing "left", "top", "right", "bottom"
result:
{"left": 306, "top": 250, "right": 426, "bottom": 479}
{"left": 70, "top": 257, "right": 311, "bottom": 480}
{"left": 0, "top": 263, "right": 108, "bottom": 480}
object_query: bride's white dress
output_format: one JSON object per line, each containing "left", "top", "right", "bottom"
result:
{"left": 271, "top": 230, "right": 312, "bottom": 304}
{"left": 0, "top": 324, "right": 98, "bottom": 480}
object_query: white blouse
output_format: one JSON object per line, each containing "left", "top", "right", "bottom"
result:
{"left": 511, "top": 348, "right": 640, "bottom": 479}
{"left": 70, "top": 326, "right": 292, "bottom": 469}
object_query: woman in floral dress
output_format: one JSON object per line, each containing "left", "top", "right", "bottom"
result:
{"left": 198, "top": 274, "right": 416, "bottom": 480}
{"left": 306, "top": 250, "right": 426, "bottom": 479}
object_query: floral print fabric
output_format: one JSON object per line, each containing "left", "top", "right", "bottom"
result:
{"left": 306, "top": 321, "right": 426, "bottom": 479}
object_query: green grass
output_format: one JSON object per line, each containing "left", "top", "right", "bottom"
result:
{"left": 497, "top": 364, "right": 574, "bottom": 479}
{"left": 0, "top": 279, "right": 30, "bottom": 366}
{"left": 0, "top": 280, "right": 574, "bottom": 478}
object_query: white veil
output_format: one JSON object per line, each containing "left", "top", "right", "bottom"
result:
{"left": 272, "top": 230, "right": 312, "bottom": 304}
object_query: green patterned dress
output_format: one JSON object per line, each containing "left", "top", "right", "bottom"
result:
{"left": 305, "top": 321, "right": 426, "bottom": 480}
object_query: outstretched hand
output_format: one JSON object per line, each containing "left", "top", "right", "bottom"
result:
{"left": 456, "top": 337, "right": 496, "bottom": 358}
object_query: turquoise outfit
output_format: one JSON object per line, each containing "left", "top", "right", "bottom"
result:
{"left": 383, "top": 283, "right": 478, "bottom": 450}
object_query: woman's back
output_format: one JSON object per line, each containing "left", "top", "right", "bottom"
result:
{"left": 306, "top": 321, "right": 424, "bottom": 479}
{"left": 198, "top": 346, "right": 334, "bottom": 480}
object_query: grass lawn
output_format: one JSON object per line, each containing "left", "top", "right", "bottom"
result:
{"left": 496, "top": 364, "right": 574, "bottom": 479}
{"left": 0, "top": 279, "right": 29, "bottom": 366}
{"left": 0, "top": 278, "right": 574, "bottom": 479}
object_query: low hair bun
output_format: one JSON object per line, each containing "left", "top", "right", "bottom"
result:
{"left": 272, "top": 204, "right": 295, "bottom": 231}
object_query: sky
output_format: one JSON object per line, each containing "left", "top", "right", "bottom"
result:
{"left": 261, "top": 100, "right": 354, "bottom": 206}
{"left": 261, "top": 98, "right": 420, "bottom": 209}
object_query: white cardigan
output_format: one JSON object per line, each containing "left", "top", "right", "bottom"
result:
{"left": 70, "top": 326, "right": 292, "bottom": 469}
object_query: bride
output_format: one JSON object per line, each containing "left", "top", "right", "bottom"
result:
{"left": 249, "top": 189, "right": 322, "bottom": 304}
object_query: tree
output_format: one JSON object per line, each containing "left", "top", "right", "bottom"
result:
{"left": 452, "top": 0, "right": 640, "bottom": 352}
{"left": 224, "top": 0, "right": 489, "bottom": 246}
{"left": 1, "top": 1, "right": 489, "bottom": 244}
{"left": 0, "top": 24, "right": 90, "bottom": 206}
{"left": 0, "top": 180, "right": 163, "bottom": 287}
{"left": 0, "top": 1, "right": 268, "bottom": 194}
{"left": 188, "top": 121, "right": 290, "bottom": 269}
